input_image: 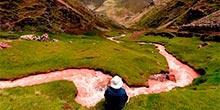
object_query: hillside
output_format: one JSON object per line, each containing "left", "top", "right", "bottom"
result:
{"left": 79, "top": 0, "right": 154, "bottom": 27}
{"left": 78, "top": 0, "right": 219, "bottom": 30}
{"left": 0, "top": 0, "right": 122, "bottom": 34}
{"left": 78, "top": 0, "right": 106, "bottom": 10}
{"left": 137, "top": 0, "right": 220, "bottom": 30}
{"left": 178, "top": 10, "right": 220, "bottom": 33}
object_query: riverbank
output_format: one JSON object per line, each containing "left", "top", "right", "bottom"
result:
{"left": 0, "top": 33, "right": 219, "bottom": 110}
{"left": 0, "top": 43, "right": 199, "bottom": 107}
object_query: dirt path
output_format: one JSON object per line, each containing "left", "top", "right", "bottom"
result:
{"left": 0, "top": 43, "right": 200, "bottom": 107}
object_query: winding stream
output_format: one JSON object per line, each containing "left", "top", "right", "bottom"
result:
{"left": 0, "top": 44, "right": 200, "bottom": 108}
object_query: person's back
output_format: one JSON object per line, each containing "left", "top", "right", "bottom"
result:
{"left": 104, "top": 76, "right": 128, "bottom": 110}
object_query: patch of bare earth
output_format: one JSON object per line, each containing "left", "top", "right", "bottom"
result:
{"left": 0, "top": 42, "right": 11, "bottom": 50}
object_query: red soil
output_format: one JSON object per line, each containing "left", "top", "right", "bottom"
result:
{"left": 0, "top": 42, "right": 11, "bottom": 50}
{"left": 129, "top": 30, "right": 147, "bottom": 39}
{"left": 0, "top": 44, "right": 200, "bottom": 108}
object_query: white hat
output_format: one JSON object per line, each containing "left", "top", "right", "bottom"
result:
{"left": 110, "top": 76, "right": 123, "bottom": 89}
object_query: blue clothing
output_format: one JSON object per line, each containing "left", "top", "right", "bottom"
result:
{"left": 104, "top": 87, "right": 128, "bottom": 110}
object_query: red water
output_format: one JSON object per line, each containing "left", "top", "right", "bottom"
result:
{"left": 0, "top": 44, "right": 200, "bottom": 107}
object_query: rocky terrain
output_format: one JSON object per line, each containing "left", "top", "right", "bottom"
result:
{"left": 137, "top": 0, "right": 220, "bottom": 29}
{"left": 0, "top": 0, "right": 219, "bottom": 36}
{"left": 178, "top": 10, "right": 220, "bottom": 33}
{"left": 0, "top": 0, "right": 122, "bottom": 34}
{"left": 79, "top": 0, "right": 154, "bottom": 26}
{"left": 78, "top": 0, "right": 220, "bottom": 35}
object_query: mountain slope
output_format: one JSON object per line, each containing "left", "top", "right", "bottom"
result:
{"left": 79, "top": 0, "right": 154, "bottom": 27}
{"left": 0, "top": 0, "right": 122, "bottom": 34}
{"left": 178, "top": 10, "right": 220, "bottom": 33}
{"left": 137, "top": 0, "right": 220, "bottom": 29}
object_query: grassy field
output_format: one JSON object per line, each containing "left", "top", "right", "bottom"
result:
{"left": 0, "top": 32, "right": 167, "bottom": 86}
{"left": 0, "top": 81, "right": 87, "bottom": 110}
{"left": 133, "top": 35, "right": 220, "bottom": 89}
{"left": 0, "top": 32, "right": 219, "bottom": 109}
{"left": 118, "top": 34, "right": 220, "bottom": 110}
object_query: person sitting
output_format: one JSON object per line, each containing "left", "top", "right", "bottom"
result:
{"left": 104, "top": 76, "right": 128, "bottom": 110}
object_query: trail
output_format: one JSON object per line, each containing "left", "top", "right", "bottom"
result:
{"left": 0, "top": 43, "right": 199, "bottom": 107}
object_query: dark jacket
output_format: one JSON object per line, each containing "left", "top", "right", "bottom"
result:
{"left": 104, "top": 87, "right": 128, "bottom": 110}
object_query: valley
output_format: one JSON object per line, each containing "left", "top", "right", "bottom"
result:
{"left": 0, "top": 0, "right": 219, "bottom": 110}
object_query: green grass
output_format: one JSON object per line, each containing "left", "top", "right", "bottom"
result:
{"left": 124, "top": 87, "right": 220, "bottom": 110}
{"left": 95, "top": 34, "right": 220, "bottom": 110}
{"left": 105, "top": 31, "right": 121, "bottom": 37}
{"left": 0, "top": 81, "right": 87, "bottom": 110}
{"left": 136, "top": 0, "right": 220, "bottom": 28}
{"left": 0, "top": 31, "right": 20, "bottom": 39}
{"left": 1, "top": 32, "right": 219, "bottom": 109}
{"left": 112, "top": 34, "right": 220, "bottom": 110}
{"left": 0, "top": 33, "right": 167, "bottom": 86}
{"left": 135, "top": 35, "right": 220, "bottom": 89}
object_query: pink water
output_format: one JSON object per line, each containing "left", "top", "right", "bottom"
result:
{"left": 0, "top": 44, "right": 200, "bottom": 107}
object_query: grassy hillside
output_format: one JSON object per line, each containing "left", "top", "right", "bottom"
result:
{"left": 178, "top": 10, "right": 220, "bottom": 33}
{"left": 80, "top": 0, "right": 154, "bottom": 26}
{"left": 137, "top": 0, "right": 220, "bottom": 28}
{"left": 0, "top": 0, "right": 122, "bottom": 34}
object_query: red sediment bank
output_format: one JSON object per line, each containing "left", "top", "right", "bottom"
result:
{"left": 0, "top": 42, "right": 11, "bottom": 50}
{"left": 0, "top": 69, "right": 111, "bottom": 107}
{"left": 0, "top": 44, "right": 200, "bottom": 107}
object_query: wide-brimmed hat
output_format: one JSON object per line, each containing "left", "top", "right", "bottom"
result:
{"left": 110, "top": 76, "right": 123, "bottom": 89}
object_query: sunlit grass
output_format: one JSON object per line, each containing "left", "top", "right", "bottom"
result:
{"left": 135, "top": 35, "right": 220, "bottom": 88}
{"left": 0, "top": 34, "right": 167, "bottom": 86}
{"left": 1, "top": 32, "right": 219, "bottom": 109}
{"left": 0, "top": 81, "right": 87, "bottom": 110}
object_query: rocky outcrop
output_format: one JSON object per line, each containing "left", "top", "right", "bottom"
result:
{"left": 0, "top": 42, "right": 11, "bottom": 50}
{"left": 20, "top": 33, "right": 49, "bottom": 41}
{"left": 178, "top": 10, "right": 220, "bottom": 32}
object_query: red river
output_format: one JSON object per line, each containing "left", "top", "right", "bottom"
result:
{"left": 0, "top": 44, "right": 200, "bottom": 108}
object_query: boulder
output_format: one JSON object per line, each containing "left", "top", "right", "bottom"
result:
{"left": 20, "top": 34, "right": 36, "bottom": 40}
{"left": 20, "top": 33, "right": 49, "bottom": 41}
{"left": 0, "top": 42, "right": 11, "bottom": 49}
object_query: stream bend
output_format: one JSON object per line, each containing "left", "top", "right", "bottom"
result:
{"left": 0, "top": 44, "right": 200, "bottom": 107}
